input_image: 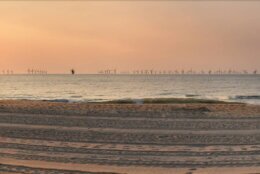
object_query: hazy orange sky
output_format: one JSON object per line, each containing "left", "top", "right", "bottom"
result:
{"left": 0, "top": 1, "right": 260, "bottom": 74}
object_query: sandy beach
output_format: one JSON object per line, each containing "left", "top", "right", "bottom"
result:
{"left": 0, "top": 100, "right": 259, "bottom": 174}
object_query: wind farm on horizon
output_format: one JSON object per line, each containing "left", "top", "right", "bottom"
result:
{"left": 98, "top": 68, "right": 258, "bottom": 75}
{"left": 0, "top": 68, "right": 258, "bottom": 75}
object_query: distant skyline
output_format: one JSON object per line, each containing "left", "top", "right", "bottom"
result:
{"left": 0, "top": 1, "right": 260, "bottom": 74}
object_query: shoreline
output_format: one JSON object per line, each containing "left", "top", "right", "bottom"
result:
{"left": 0, "top": 99, "right": 255, "bottom": 117}
{"left": 1, "top": 97, "right": 240, "bottom": 104}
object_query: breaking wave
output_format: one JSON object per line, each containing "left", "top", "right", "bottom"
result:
{"left": 231, "top": 95, "right": 260, "bottom": 100}
{"left": 185, "top": 94, "right": 200, "bottom": 97}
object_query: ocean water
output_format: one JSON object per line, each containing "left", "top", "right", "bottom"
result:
{"left": 0, "top": 74, "right": 259, "bottom": 104}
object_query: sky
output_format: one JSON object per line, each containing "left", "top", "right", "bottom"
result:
{"left": 0, "top": 1, "right": 260, "bottom": 74}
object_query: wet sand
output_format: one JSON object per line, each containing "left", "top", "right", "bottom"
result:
{"left": 0, "top": 100, "right": 259, "bottom": 174}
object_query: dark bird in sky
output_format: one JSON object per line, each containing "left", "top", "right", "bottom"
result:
{"left": 71, "top": 69, "right": 75, "bottom": 75}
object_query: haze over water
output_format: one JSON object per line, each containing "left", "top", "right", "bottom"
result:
{"left": 0, "top": 74, "right": 259, "bottom": 104}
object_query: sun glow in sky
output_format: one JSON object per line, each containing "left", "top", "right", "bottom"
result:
{"left": 0, "top": 1, "right": 260, "bottom": 73}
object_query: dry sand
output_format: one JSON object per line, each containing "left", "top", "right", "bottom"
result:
{"left": 0, "top": 100, "right": 259, "bottom": 174}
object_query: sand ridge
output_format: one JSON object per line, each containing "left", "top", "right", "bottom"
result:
{"left": 0, "top": 100, "right": 259, "bottom": 174}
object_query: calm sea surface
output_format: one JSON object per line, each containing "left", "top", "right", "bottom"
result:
{"left": 0, "top": 74, "right": 259, "bottom": 104}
